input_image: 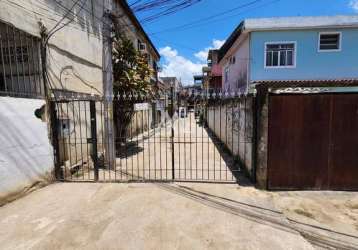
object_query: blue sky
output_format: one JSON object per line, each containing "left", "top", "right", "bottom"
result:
{"left": 129, "top": 0, "right": 358, "bottom": 85}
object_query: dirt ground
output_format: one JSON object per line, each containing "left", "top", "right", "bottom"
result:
{"left": 0, "top": 182, "right": 357, "bottom": 250}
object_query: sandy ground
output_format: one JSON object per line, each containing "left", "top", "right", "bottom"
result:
{"left": 1, "top": 182, "right": 358, "bottom": 250}
{"left": 272, "top": 191, "right": 358, "bottom": 249}
{"left": 0, "top": 182, "right": 314, "bottom": 250}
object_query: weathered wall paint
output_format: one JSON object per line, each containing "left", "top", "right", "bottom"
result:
{"left": 250, "top": 28, "right": 358, "bottom": 81}
{"left": 0, "top": 97, "right": 53, "bottom": 201}
{"left": 0, "top": 0, "right": 105, "bottom": 95}
{"left": 206, "top": 97, "right": 254, "bottom": 176}
{"left": 221, "top": 36, "right": 250, "bottom": 92}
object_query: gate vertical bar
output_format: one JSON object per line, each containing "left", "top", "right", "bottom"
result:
{"left": 90, "top": 100, "right": 99, "bottom": 181}
{"left": 0, "top": 32, "right": 7, "bottom": 92}
{"left": 170, "top": 87, "right": 175, "bottom": 180}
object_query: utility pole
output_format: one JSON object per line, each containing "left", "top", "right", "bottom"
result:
{"left": 102, "top": 6, "right": 115, "bottom": 170}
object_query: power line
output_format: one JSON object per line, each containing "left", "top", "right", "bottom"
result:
{"left": 5, "top": 0, "right": 102, "bottom": 38}
{"left": 129, "top": 0, "right": 143, "bottom": 7}
{"left": 48, "top": 0, "right": 82, "bottom": 35}
{"left": 149, "top": 0, "right": 279, "bottom": 35}
{"left": 47, "top": 0, "right": 87, "bottom": 43}
{"left": 136, "top": 0, "right": 203, "bottom": 23}
{"left": 151, "top": 34, "right": 197, "bottom": 51}
{"left": 149, "top": 0, "right": 264, "bottom": 34}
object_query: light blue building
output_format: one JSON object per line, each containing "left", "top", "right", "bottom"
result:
{"left": 218, "top": 16, "right": 358, "bottom": 190}
{"left": 219, "top": 15, "right": 358, "bottom": 92}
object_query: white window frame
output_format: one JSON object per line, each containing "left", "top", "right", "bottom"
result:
{"left": 318, "top": 32, "right": 342, "bottom": 52}
{"left": 264, "top": 41, "right": 297, "bottom": 69}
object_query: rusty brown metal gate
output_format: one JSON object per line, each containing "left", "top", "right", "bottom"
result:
{"left": 268, "top": 92, "right": 358, "bottom": 190}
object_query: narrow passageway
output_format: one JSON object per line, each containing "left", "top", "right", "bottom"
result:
{"left": 112, "top": 112, "right": 239, "bottom": 182}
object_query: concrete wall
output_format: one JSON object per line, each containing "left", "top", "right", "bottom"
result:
{"left": 221, "top": 35, "right": 250, "bottom": 93}
{"left": 0, "top": 97, "right": 53, "bottom": 204}
{"left": 255, "top": 90, "right": 268, "bottom": 189}
{"left": 0, "top": 0, "right": 105, "bottom": 95}
{"left": 250, "top": 28, "right": 358, "bottom": 81}
{"left": 206, "top": 97, "right": 254, "bottom": 176}
{"left": 128, "top": 103, "right": 153, "bottom": 137}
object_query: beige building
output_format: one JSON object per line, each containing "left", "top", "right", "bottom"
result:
{"left": 0, "top": 0, "right": 159, "bottom": 201}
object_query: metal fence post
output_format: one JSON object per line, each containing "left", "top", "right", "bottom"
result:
{"left": 90, "top": 101, "right": 99, "bottom": 181}
{"left": 170, "top": 87, "right": 175, "bottom": 180}
{"left": 49, "top": 101, "right": 62, "bottom": 180}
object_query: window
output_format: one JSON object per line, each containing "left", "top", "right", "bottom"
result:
{"left": 319, "top": 32, "right": 341, "bottom": 51}
{"left": 224, "top": 67, "right": 229, "bottom": 83}
{"left": 0, "top": 46, "right": 29, "bottom": 64}
{"left": 265, "top": 42, "right": 296, "bottom": 68}
{"left": 137, "top": 40, "right": 146, "bottom": 52}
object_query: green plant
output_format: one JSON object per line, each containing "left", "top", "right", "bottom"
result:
{"left": 111, "top": 33, "right": 153, "bottom": 146}
{"left": 112, "top": 35, "right": 153, "bottom": 95}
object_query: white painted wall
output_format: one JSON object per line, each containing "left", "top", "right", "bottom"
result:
{"left": 0, "top": 97, "right": 53, "bottom": 200}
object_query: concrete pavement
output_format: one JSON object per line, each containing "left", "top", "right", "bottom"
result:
{"left": 0, "top": 182, "right": 315, "bottom": 250}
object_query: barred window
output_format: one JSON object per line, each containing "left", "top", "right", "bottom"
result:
{"left": 265, "top": 43, "right": 295, "bottom": 68}
{"left": 0, "top": 46, "right": 29, "bottom": 64}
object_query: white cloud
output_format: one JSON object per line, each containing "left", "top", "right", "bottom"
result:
{"left": 349, "top": 0, "right": 358, "bottom": 12}
{"left": 159, "top": 39, "right": 225, "bottom": 86}
{"left": 159, "top": 46, "right": 204, "bottom": 86}
{"left": 194, "top": 39, "right": 225, "bottom": 62}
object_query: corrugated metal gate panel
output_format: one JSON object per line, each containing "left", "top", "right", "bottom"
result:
{"left": 268, "top": 93, "right": 358, "bottom": 190}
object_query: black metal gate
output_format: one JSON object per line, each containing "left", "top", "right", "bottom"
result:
{"left": 51, "top": 91, "right": 250, "bottom": 183}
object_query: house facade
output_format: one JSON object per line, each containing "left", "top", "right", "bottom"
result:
{"left": 216, "top": 15, "right": 358, "bottom": 191}
{"left": 206, "top": 49, "right": 222, "bottom": 91}
{"left": 0, "top": 0, "right": 107, "bottom": 203}
{"left": 0, "top": 0, "right": 160, "bottom": 203}
{"left": 115, "top": 1, "right": 160, "bottom": 86}
{"left": 160, "top": 76, "right": 183, "bottom": 93}
{"left": 219, "top": 15, "right": 358, "bottom": 92}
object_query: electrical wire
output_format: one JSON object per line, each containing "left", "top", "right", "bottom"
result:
{"left": 149, "top": 0, "right": 279, "bottom": 35}
{"left": 149, "top": 0, "right": 264, "bottom": 34}
{"left": 47, "top": 0, "right": 88, "bottom": 43}
{"left": 135, "top": 0, "right": 203, "bottom": 23}
{"left": 48, "top": 0, "right": 82, "bottom": 35}
{"left": 5, "top": 0, "right": 102, "bottom": 39}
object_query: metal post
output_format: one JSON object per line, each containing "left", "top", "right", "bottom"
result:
{"left": 50, "top": 101, "right": 62, "bottom": 180}
{"left": 170, "top": 86, "right": 175, "bottom": 180}
{"left": 90, "top": 100, "right": 99, "bottom": 181}
{"left": 102, "top": 10, "right": 115, "bottom": 170}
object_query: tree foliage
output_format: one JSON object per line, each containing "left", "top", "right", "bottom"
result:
{"left": 112, "top": 34, "right": 153, "bottom": 95}
{"left": 111, "top": 32, "right": 154, "bottom": 146}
